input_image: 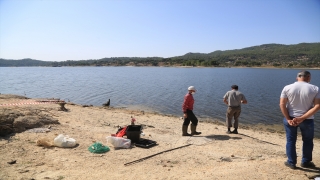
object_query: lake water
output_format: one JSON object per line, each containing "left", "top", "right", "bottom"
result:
{"left": 1, "top": 67, "right": 320, "bottom": 137}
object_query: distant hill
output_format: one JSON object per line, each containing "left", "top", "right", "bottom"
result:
{"left": 170, "top": 43, "right": 320, "bottom": 67}
{"left": 1, "top": 43, "right": 319, "bottom": 68}
{"left": 0, "top": 58, "right": 52, "bottom": 67}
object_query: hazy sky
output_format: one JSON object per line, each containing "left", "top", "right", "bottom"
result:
{"left": 1, "top": 0, "right": 319, "bottom": 61}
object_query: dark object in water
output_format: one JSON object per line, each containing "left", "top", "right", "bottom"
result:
{"left": 103, "top": 99, "right": 110, "bottom": 106}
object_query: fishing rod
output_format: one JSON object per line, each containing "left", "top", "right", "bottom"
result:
{"left": 124, "top": 144, "right": 192, "bottom": 166}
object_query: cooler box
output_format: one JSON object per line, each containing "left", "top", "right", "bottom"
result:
{"left": 126, "top": 125, "right": 142, "bottom": 142}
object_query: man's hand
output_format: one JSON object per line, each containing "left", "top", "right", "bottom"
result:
{"left": 287, "top": 119, "right": 298, "bottom": 126}
{"left": 183, "top": 113, "right": 187, "bottom": 118}
{"left": 241, "top": 100, "right": 248, "bottom": 104}
{"left": 292, "top": 117, "right": 304, "bottom": 125}
{"left": 223, "top": 99, "right": 228, "bottom": 105}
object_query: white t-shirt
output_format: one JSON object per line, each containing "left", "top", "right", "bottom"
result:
{"left": 280, "top": 81, "right": 320, "bottom": 118}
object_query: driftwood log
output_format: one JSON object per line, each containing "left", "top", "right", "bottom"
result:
{"left": 58, "top": 102, "right": 67, "bottom": 111}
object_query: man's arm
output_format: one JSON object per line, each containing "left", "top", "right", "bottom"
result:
{"left": 182, "top": 95, "right": 190, "bottom": 118}
{"left": 241, "top": 99, "right": 248, "bottom": 104}
{"left": 279, "top": 98, "right": 295, "bottom": 125}
{"left": 241, "top": 94, "right": 247, "bottom": 104}
{"left": 223, "top": 98, "right": 228, "bottom": 105}
{"left": 294, "top": 98, "right": 320, "bottom": 124}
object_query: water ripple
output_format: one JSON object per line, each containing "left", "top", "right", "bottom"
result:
{"left": 1, "top": 67, "right": 319, "bottom": 137}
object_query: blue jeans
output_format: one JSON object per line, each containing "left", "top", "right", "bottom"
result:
{"left": 283, "top": 118, "right": 314, "bottom": 165}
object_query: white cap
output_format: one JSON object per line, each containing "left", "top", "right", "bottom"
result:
{"left": 188, "top": 86, "right": 196, "bottom": 91}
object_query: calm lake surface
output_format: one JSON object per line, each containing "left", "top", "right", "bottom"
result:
{"left": 1, "top": 67, "right": 320, "bottom": 137}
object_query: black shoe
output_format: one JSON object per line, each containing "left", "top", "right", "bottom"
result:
{"left": 284, "top": 162, "right": 296, "bottom": 169}
{"left": 191, "top": 132, "right": 201, "bottom": 135}
{"left": 231, "top": 130, "right": 238, "bottom": 134}
{"left": 301, "top": 161, "right": 316, "bottom": 168}
{"left": 226, "top": 130, "right": 231, "bottom": 134}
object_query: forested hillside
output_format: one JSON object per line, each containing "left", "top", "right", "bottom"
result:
{"left": 1, "top": 43, "right": 319, "bottom": 68}
{"left": 0, "top": 58, "right": 51, "bottom": 67}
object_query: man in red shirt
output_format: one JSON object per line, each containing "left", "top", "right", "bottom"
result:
{"left": 182, "top": 86, "right": 201, "bottom": 136}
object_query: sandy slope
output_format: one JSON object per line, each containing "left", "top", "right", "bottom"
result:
{"left": 0, "top": 96, "right": 319, "bottom": 180}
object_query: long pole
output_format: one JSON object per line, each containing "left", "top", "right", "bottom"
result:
{"left": 124, "top": 144, "right": 192, "bottom": 166}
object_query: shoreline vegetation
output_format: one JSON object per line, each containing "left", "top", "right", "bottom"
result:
{"left": 1, "top": 43, "right": 320, "bottom": 68}
{"left": 1, "top": 94, "right": 320, "bottom": 179}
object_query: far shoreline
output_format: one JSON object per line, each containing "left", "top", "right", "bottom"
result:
{"left": 1, "top": 66, "right": 319, "bottom": 70}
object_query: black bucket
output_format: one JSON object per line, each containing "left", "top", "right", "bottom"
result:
{"left": 126, "top": 125, "right": 142, "bottom": 142}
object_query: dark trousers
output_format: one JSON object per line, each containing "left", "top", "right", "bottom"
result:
{"left": 183, "top": 110, "right": 198, "bottom": 126}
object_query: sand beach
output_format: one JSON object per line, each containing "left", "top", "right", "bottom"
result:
{"left": 0, "top": 94, "right": 319, "bottom": 180}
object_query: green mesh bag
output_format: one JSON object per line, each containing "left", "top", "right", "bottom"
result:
{"left": 88, "top": 142, "right": 110, "bottom": 153}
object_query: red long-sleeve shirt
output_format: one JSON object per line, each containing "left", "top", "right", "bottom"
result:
{"left": 182, "top": 93, "right": 194, "bottom": 113}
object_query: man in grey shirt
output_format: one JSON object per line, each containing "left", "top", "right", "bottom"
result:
{"left": 223, "top": 85, "right": 247, "bottom": 134}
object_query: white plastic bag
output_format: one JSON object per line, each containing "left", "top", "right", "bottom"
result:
{"left": 106, "top": 136, "right": 131, "bottom": 148}
{"left": 54, "top": 134, "right": 77, "bottom": 148}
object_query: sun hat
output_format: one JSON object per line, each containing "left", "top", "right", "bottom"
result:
{"left": 188, "top": 86, "right": 196, "bottom": 91}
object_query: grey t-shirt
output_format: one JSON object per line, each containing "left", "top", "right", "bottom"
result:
{"left": 223, "top": 90, "right": 246, "bottom": 107}
{"left": 280, "top": 81, "right": 320, "bottom": 118}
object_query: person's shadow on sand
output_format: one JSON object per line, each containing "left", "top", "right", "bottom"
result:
{"left": 205, "top": 135, "right": 242, "bottom": 141}
{"left": 238, "top": 133, "right": 280, "bottom": 146}
{"left": 204, "top": 133, "right": 279, "bottom": 146}
{"left": 296, "top": 166, "right": 320, "bottom": 174}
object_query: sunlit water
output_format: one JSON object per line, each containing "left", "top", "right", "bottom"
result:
{"left": 1, "top": 67, "right": 319, "bottom": 137}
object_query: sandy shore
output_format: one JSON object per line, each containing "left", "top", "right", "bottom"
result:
{"left": 0, "top": 95, "right": 319, "bottom": 180}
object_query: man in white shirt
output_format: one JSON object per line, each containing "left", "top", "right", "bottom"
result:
{"left": 280, "top": 70, "right": 320, "bottom": 169}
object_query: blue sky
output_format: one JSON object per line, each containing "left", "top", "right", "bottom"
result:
{"left": 0, "top": 0, "right": 319, "bottom": 62}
